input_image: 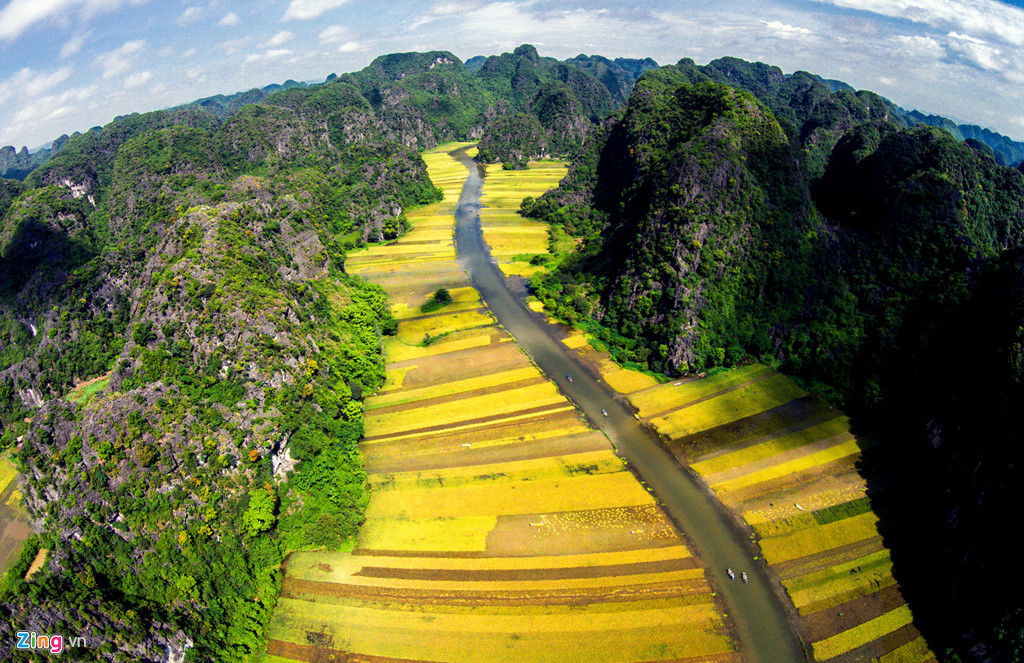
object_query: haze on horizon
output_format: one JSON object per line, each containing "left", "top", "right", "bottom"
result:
{"left": 0, "top": 0, "right": 1022, "bottom": 149}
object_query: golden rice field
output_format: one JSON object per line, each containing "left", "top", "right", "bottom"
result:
{"left": 560, "top": 331, "right": 937, "bottom": 663}
{"left": 266, "top": 144, "right": 739, "bottom": 663}
{"left": 480, "top": 161, "right": 568, "bottom": 278}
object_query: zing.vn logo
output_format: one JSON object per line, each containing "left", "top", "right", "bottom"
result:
{"left": 15, "top": 632, "right": 86, "bottom": 655}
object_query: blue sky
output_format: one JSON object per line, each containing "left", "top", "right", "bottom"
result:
{"left": 0, "top": 0, "right": 1022, "bottom": 149}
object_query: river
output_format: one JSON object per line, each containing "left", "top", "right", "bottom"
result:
{"left": 451, "top": 146, "right": 808, "bottom": 663}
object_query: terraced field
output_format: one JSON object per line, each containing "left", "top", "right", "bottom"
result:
{"left": 564, "top": 332, "right": 937, "bottom": 663}
{"left": 479, "top": 161, "right": 569, "bottom": 279}
{"left": 264, "top": 145, "right": 738, "bottom": 663}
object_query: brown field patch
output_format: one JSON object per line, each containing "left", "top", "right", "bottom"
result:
{"left": 486, "top": 505, "right": 679, "bottom": 557}
{"left": 390, "top": 338, "right": 526, "bottom": 389}
{"left": 801, "top": 584, "right": 908, "bottom": 642}
{"left": 352, "top": 556, "right": 697, "bottom": 582}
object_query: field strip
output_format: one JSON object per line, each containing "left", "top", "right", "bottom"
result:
{"left": 760, "top": 511, "right": 880, "bottom": 565}
{"left": 365, "top": 366, "right": 540, "bottom": 408}
{"left": 652, "top": 374, "right": 808, "bottom": 439}
{"left": 281, "top": 589, "right": 717, "bottom": 614}
{"left": 363, "top": 381, "right": 567, "bottom": 435}
{"left": 708, "top": 439, "right": 862, "bottom": 494}
{"left": 877, "top": 636, "right": 937, "bottom": 663}
{"left": 364, "top": 471, "right": 655, "bottom": 519}
{"left": 380, "top": 332, "right": 495, "bottom": 363}
{"left": 362, "top": 428, "right": 605, "bottom": 474}
{"left": 357, "top": 515, "right": 496, "bottom": 552}
{"left": 811, "top": 604, "right": 914, "bottom": 661}
{"left": 628, "top": 365, "right": 775, "bottom": 417}
{"left": 692, "top": 416, "right": 853, "bottom": 476}
{"left": 368, "top": 450, "right": 623, "bottom": 489}
{"left": 268, "top": 625, "right": 737, "bottom": 663}
{"left": 361, "top": 403, "right": 577, "bottom": 444}
{"left": 272, "top": 595, "right": 723, "bottom": 633}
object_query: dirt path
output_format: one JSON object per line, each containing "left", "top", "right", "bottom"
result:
{"left": 452, "top": 146, "right": 809, "bottom": 663}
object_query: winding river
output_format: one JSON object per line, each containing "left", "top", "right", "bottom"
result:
{"left": 450, "top": 146, "right": 808, "bottom": 663}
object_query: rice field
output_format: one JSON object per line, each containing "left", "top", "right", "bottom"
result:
{"left": 561, "top": 351, "right": 938, "bottom": 663}
{"left": 267, "top": 144, "right": 738, "bottom": 662}
{"left": 479, "top": 161, "right": 569, "bottom": 278}
{"left": 0, "top": 452, "right": 30, "bottom": 576}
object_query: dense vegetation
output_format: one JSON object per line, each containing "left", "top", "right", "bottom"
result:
{"left": 524, "top": 57, "right": 1024, "bottom": 662}
{"left": 0, "top": 73, "right": 431, "bottom": 661}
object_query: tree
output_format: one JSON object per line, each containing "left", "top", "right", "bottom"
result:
{"left": 242, "top": 488, "right": 276, "bottom": 537}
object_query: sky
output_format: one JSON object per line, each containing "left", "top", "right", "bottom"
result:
{"left": 0, "top": 0, "right": 1022, "bottom": 149}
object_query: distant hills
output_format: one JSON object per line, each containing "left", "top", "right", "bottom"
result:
{"left": 3, "top": 51, "right": 1022, "bottom": 180}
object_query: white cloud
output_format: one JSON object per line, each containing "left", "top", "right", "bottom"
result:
{"left": 762, "top": 20, "right": 813, "bottom": 38}
{"left": 124, "top": 71, "right": 153, "bottom": 88}
{"left": 3, "top": 84, "right": 98, "bottom": 140}
{"left": 894, "top": 34, "right": 945, "bottom": 58}
{"left": 410, "top": 1, "right": 479, "bottom": 30}
{"left": 219, "top": 37, "right": 251, "bottom": 55}
{"left": 219, "top": 12, "right": 239, "bottom": 26}
{"left": 59, "top": 30, "right": 92, "bottom": 58}
{"left": 266, "top": 31, "right": 294, "bottom": 47}
{"left": 336, "top": 41, "right": 361, "bottom": 53}
{"left": 245, "top": 49, "right": 293, "bottom": 63}
{"left": 94, "top": 39, "right": 146, "bottom": 79}
{"left": 878, "top": 75, "right": 896, "bottom": 85}
{"left": 0, "top": 67, "right": 73, "bottom": 105}
{"left": 319, "top": 24, "right": 353, "bottom": 44}
{"left": 282, "top": 0, "right": 351, "bottom": 21}
{"left": 176, "top": 6, "right": 201, "bottom": 26}
{"left": 809, "top": 0, "right": 1024, "bottom": 46}
{"left": 183, "top": 47, "right": 197, "bottom": 58}
{"left": 0, "top": 0, "right": 147, "bottom": 42}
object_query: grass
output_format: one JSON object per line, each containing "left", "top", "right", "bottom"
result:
{"left": 65, "top": 372, "right": 111, "bottom": 405}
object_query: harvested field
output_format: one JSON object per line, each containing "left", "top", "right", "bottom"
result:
{"left": 268, "top": 144, "right": 737, "bottom": 662}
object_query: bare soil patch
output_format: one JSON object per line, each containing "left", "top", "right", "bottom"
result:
{"left": 486, "top": 505, "right": 679, "bottom": 557}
